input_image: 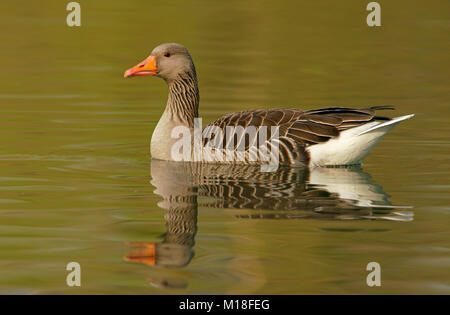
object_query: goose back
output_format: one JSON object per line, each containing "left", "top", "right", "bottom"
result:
{"left": 203, "top": 106, "right": 394, "bottom": 165}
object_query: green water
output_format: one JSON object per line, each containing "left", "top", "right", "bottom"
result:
{"left": 0, "top": 0, "right": 449, "bottom": 294}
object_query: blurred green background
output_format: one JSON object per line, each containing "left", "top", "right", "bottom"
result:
{"left": 0, "top": 0, "right": 449, "bottom": 294}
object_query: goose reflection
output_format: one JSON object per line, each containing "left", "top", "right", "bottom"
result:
{"left": 125, "top": 160, "right": 412, "bottom": 276}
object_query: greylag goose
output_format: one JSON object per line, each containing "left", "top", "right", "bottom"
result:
{"left": 124, "top": 43, "right": 414, "bottom": 167}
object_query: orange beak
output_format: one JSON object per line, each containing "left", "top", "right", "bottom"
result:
{"left": 123, "top": 242, "right": 156, "bottom": 266}
{"left": 124, "top": 56, "right": 158, "bottom": 78}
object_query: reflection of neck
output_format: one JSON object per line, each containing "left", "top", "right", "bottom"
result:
{"left": 166, "top": 72, "right": 199, "bottom": 128}
{"left": 164, "top": 197, "right": 198, "bottom": 247}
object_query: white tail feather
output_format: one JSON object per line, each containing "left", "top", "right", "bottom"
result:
{"left": 308, "top": 114, "right": 414, "bottom": 166}
{"left": 358, "top": 114, "right": 415, "bottom": 135}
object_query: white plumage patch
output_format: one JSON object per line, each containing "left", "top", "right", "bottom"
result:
{"left": 307, "top": 114, "right": 414, "bottom": 167}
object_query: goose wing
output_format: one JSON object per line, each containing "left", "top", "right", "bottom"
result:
{"left": 204, "top": 106, "right": 394, "bottom": 164}
{"left": 284, "top": 105, "right": 393, "bottom": 145}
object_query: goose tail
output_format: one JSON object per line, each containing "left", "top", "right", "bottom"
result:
{"left": 358, "top": 114, "right": 415, "bottom": 136}
{"left": 308, "top": 114, "right": 414, "bottom": 166}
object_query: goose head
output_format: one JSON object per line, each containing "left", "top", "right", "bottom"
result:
{"left": 124, "top": 43, "right": 197, "bottom": 83}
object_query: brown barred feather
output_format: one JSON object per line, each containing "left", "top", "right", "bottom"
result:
{"left": 205, "top": 106, "right": 395, "bottom": 165}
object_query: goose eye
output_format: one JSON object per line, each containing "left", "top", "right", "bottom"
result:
{"left": 164, "top": 52, "right": 171, "bottom": 57}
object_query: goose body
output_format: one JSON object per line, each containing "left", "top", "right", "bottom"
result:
{"left": 125, "top": 43, "right": 414, "bottom": 167}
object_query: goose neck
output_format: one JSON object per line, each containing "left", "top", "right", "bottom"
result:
{"left": 166, "top": 73, "right": 199, "bottom": 127}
